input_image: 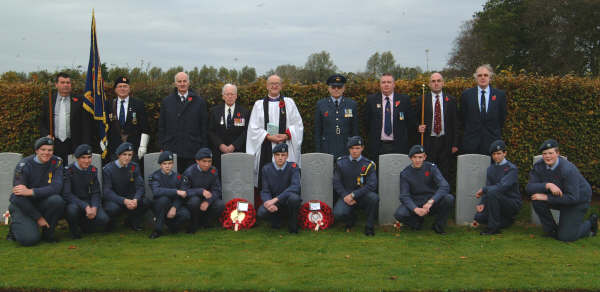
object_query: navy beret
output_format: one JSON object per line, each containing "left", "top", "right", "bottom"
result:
{"left": 539, "top": 139, "right": 559, "bottom": 152}
{"left": 327, "top": 74, "right": 346, "bottom": 86}
{"left": 195, "top": 148, "right": 212, "bottom": 160}
{"left": 74, "top": 144, "right": 93, "bottom": 158}
{"left": 346, "top": 136, "right": 363, "bottom": 148}
{"left": 158, "top": 151, "right": 174, "bottom": 164}
{"left": 115, "top": 142, "right": 134, "bottom": 156}
{"left": 34, "top": 137, "right": 54, "bottom": 150}
{"left": 273, "top": 143, "right": 289, "bottom": 153}
{"left": 114, "top": 76, "right": 129, "bottom": 88}
{"left": 489, "top": 140, "right": 506, "bottom": 154}
{"left": 408, "top": 145, "right": 425, "bottom": 158}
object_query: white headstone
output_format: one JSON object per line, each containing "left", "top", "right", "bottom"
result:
{"left": 378, "top": 154, "right": 411, "bottom": 225}
{"left": 531, "top": 155, "right": 562, "bottom": 225}
{"left": 143, "top": 152, "right": 177, "bottom": 199}
{"left": 456, "top": 154, "right": 490, "bottom": 225}
{"left": 0, "top": 153, "right": 23, "bottom": 215}
{"left": 300, "top": 153, "right": 334, "bottom": 207}
{"left": 221, "top": 153, "right": 254, "bottom": 204}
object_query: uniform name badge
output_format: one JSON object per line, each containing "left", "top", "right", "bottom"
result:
{"left": 398, "top": 112, "right": 405, "bottom": 120}
{"left": 230, "top": 201, "right": 248, "bottom": 231}
{"left": 344, "top": 108, "right": 353, "bottom": 118}
{"left": 234, "top": 118, "right": 245, "bottom": 127}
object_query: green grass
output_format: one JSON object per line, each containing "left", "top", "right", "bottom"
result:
{"left": 1, "top": 204, "right": 599, "bottom": 291}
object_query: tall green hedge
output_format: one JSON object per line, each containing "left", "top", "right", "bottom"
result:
{"left": 1, "top": 73, "right": 598, "bottom": 194}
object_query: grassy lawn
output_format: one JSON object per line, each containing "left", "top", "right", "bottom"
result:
{"left": 1, "top": 204, "right": 599, "bottom": 291}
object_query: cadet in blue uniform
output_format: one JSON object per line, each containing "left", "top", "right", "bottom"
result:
{"left": 102, "top": 142, "right": 149, "bottom": 231}
{"left": 314, "top": 74, "right": 359, "bottom": 159}
{"left": 181, "top": 148, "right": 226, "bottom": 233}
{"left": 62, "top": 144, "right": 109, "bottom": 238}
{"left": 7, "top": 137, "right": 65, "bottom": 246}
{"left": 333, "top": 136, "right": 379, "bottom": 236}
{"left": 394, "top": 145, "right": 454, "bottom": 234}
{"left": 257, "top": 143, "right": 302, "bottom": 233}
{"left": 473, "top": 140, "right": 522, "bottom": 235}
{"left": 527, "top": 139, "right": 597, "bottom": 241}
{"left": 148, "top": 151, "right": 191, "bottom": 239}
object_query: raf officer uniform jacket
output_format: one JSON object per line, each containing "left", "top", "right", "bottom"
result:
{"left": 314, "top": 97, "right": 359, "bottom": 159}
{"left": 260, "top": 161, "right": 301, "bottom": 203}
{"left": 158, "top": 88, "right": 209, "bottom": 159}
{"left": 333, "top": 156, "right": 377, "bottom": 200}
{"left": 149, "top": 169, "right": 185, "bottom": 210}
{"left": 399, "top": 162, "right": 449, "bottom": 211}
{"left": 107, "top": 96, "right": 150, "bottom": 160}
{"left": 181, "top": 165, "right": 222, "bottom": 204}
{"left": 364, "top": 92, "right": 416, "bottom": 159}
{"left": 460, "top": 86, "right": 507, "bottom": 155}
{"left": 102, "top": 160, "right": 145, "bottom": 206}
{"left": 62, "top": 162, "right": 101, "bottom": 209}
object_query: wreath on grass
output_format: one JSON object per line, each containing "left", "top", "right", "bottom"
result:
{"left": 298, "top": 200, "right": 333, "bottom": 231}
{"left": 220, "top": 198, "right": 256, "bottom": 230}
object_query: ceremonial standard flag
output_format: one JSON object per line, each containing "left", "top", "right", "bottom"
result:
{"left": 83, "top": 10, "right": 110, "bottom": 158}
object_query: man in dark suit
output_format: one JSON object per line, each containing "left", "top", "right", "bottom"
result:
{"left": 107, "top": 76, "right": 150, "bottom": 162}
{"left": 364, "top": 73, "right": 416, "bottom": 160}
{"left": 40, "top": 72, "right": 94, "bottom": 162}
{"left": 159, "top": 72, "right": 209, "bottom": 172}
{"left": 207, "top": 83, "right": 250, "bottom": 174}
{"left": 417, "top": 72, "right": 459, "bottom": 179}
{"left": 460, "top": 64, "right": 507, "bottom": 155}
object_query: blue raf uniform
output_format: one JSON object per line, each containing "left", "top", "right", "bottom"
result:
{"left": 314, "top": 74, "right": 359, "bottom": 159}
{"left": 526, "top": 139, "right": 597, "bottom": 242}
{"left": 102, "top": 142, "right": 150, "bottom": 231}
{"left": 148, "top": 151, "right": 191, "bottom": 239}
{"left": 258, "top": 143, "right": 302, "bottom": 233}
{"left": 62, "top": 144, "right": 109, "bottom": 238}
{"left": 333, "top": 136, "right": 379, "bottom": 235}
{"left": 474, "top": 140, "right": 522, "bottom": 234}
{"left": 7, "top": 137, "right": 65, "bottom": 246}
{"left": 181, "top": 148, "right": 226, "bottom": 232}
{"left": 394, "top": 145, "right": 454, "bottom": 234}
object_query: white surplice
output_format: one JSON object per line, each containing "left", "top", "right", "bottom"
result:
{"left": 246, "top": 97, "right": 304, "bottom": 186}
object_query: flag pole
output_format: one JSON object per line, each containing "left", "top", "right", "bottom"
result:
{"left": 420, "top": 83, "right": 425, "bottom": 146}
{"left": 48, "top": 83, "right": 53, "bottom": 138}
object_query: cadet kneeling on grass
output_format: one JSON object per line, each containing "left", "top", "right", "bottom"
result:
{"left": 103, "top": 142, "right": 149, "bottom": 231}
{"left": 148, "top": 151, "right": 191, "bottom": 239}
{"left": 257, "top": 143, "right": 302, "bottom": 234}
{"left": 473, "top": 140, "right": 522, "bottom": 235}
{"left": 63, "top": 144, "right": 109, "bottom": 239}
{"left": 181, "top": 148, "right": 225, "bottom": 233}
{"left": 7, "top": 137, "right": 65, "bottom": 246}
{"left": 527, "top": 139, "right": 598, "bottom": 242}
{"left": 394, "top": 144, "right": 454, "bottom": 235}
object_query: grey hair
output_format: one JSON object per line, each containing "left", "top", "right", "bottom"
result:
{"left": 222, "top": 83, "right": 238, "bottom": 95}
{"left": 473, "top": 64, "right": 494, "bottom": 79}
{"left": 174, "top": 72, "right": 189, "bottom": 83}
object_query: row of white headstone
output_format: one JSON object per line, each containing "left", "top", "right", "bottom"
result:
{"left": 0, "top": 152, "right": 559, "bottom": 226}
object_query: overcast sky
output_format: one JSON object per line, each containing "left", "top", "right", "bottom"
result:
{"left": 0, "top": 0, "right": 486, "bottom": 75}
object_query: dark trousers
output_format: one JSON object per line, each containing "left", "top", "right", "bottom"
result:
{"left": 257, "top": 193, "right": 302, "bottom": 232}
{"left": 532, "top": 200, "right": 591, "bottom": 242}
{"left": 53, "top": 137, "right": 72, "bottom": 163}
{"left": 424, "top": 135, "right": 453, "bottom": 180}
{"left": 64, "top": 203, "right": 110, "bottom": 236}
{"left": 379, "top": 141, "right": 395, "bottom": 156}
{"left": 334, "top": 192, "right": 380, "bottom": 229}
{"left": 177, "top": 157, "right": 195, "bottom": 174}
{"left": 474, "top": 191, "right": 520, "bottom": 230}
{"left": 186, "top": 196, "right": 225, "bottom": 230}
{"left": 8, "top": 195, "right": 64, "bottom": 246}
{"left": 394, "top": 194, "right": 454, "bottom": 229}
{"left": 151, "top": 196, "right": 191, "bottom": 233}
{"left": 103, "top": 197, "right": 150, "bottom": 228}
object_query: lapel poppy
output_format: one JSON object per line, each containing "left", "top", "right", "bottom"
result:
{"left": 395, "top": 100, "right": 400, "bottom": 107}
{"left": 324, "top": 111, "right": 329, "bottom": 117}
{"left": 279, "top": 100, "right": 285, "bottom": 108}
{"left": 425, "top": 171, "right": 430, "bottom": 177}
{"left": 292, "top": 163, "right": 297, "bottom": 168}
{"left": 92, "top": 167, "right": 96, "bottom": 172}
{"left": 492, "top": 95, "right": 496, "bottom": 101}
{"left": 131, "top": 165, "right": 136, "bottom": 172}
{"left": 51, "top": 159, "right": 56, "bottom": 165}
{"left": 504, "top": 167, "right": 509, "bottom": 172}
{"left": 361, "top": 166, "right": 366, "bottom": 172}
{"left": 211, "top": 168, "right": 216, "bottom": 174}
{"left": 187, "top": 96, "right": 192, "bottom": 102}
{"left": 445, "top": 97, "right": 449, "bottom": 102}
{"left": 236, "top": 112, "right": 241, "bottom": 117}
{"left": 177, "top": 175, "right": 181, "bottom": 180}
{"left": 72, "top": 97, "right": 79, "bottom": 102}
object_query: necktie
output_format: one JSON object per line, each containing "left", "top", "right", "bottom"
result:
{"left": 384, "top": 96, "right": 392, "bottom": 135}
{"left": 480, "top": 90, "right": 486, "bottom": 120}
{"left": 180, "top": 95, "right": 185, "bottom": 103}
{"left": 119, "top": 99, "right": 126, "bottom": 127}
{"left": 434, "top": 95, "right": 442, "bottom": 135}
{"left": 58, "top": 97, "right": 67, "bottom": 141}
{"left": 227, "top": 108, "right": 233, "bottom": 129}
{"left": 335, "top": 100, "right": 339, "bottom": 108}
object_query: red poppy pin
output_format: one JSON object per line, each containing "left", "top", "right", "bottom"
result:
{"left": 92, "top": 167, "right": 96, "bottom": 172}
{"left": 445, "top": 97, "right": 449, "bottom": 102}
{"left": 324, "top": 111, "right": 329, "bottom": 117}
{"left": 72, "top": 98, "right": 79, "bottom": 102}
{"left": 236, "top": 112, "right": 241, "bottom": 117}
{"left": 279, "top": 100, "right": 285, "bottom": 108}
{"left": 131, "top": 165, "right": 136, "bottom": 171}
{"left": 395, "top": 101, "right": 400, "bottom": 107}
{"left": 425, "top": 171, "right": 430, "bottom": 177}
{"left": 292, "top": 163, "right": 297, "bottom": 168}
{"left": 492, "top": 95, "right": 496, "bottom": 101}
{"left": 177, "top": 175, "right": 181, "bottom": 180}
{"left": 504, "top": 167, "right": 509, "bottom": 172}
{"left": 187, "top": 97, "right": 192, "bottom": 102}
{"left": 211, "top": 168, "right": 216, "bottom": 174}
{"left": 361, "top": 166, "right": 366, "bottom": 172}
{"left": 51, "top": 159, "right": 56, "bottom": 165}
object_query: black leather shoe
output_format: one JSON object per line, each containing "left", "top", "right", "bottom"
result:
{"left": 432, "top": 224, "right": 446, "bottom": 235}
{"left": 149, "top": 231, "right": 162, "bottom": 239}
{"left": 480, "top": 228, "right": 501, "bottom": 235}
{"left": 589, "top": 214, "right": 598, "bottom": 236}
{"left": 364, "top": 227, "right": 375, "bottom": 236}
